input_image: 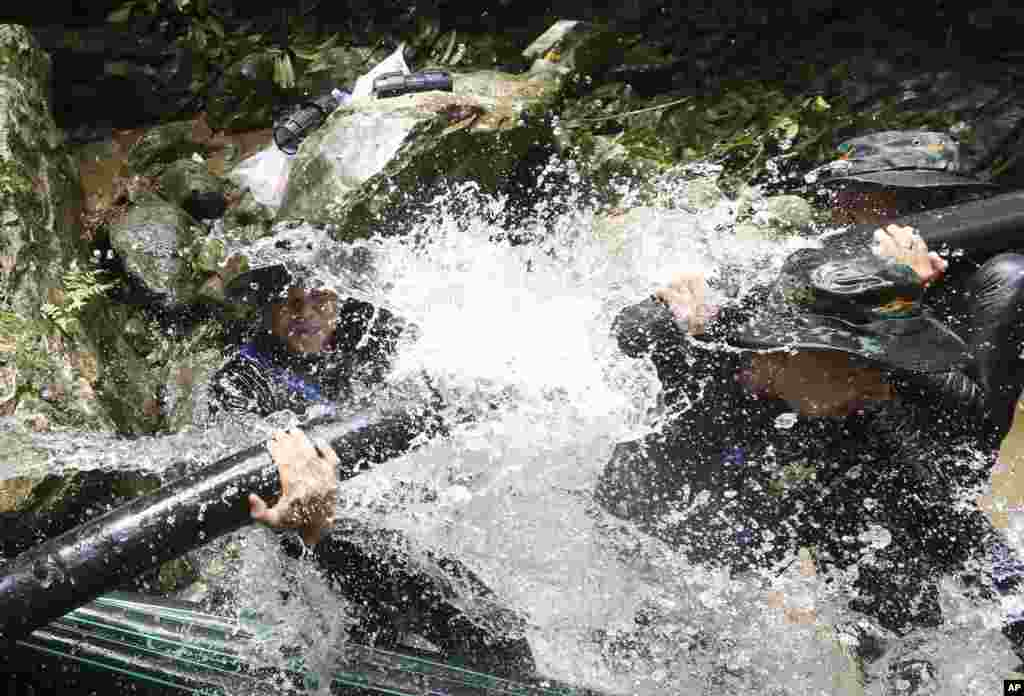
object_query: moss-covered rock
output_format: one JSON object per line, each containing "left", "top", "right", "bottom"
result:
{"left": 108, "top": 192, "right": 199, "bottom": 308}
{"left": 163, "top": 345, "right": 223, "bottom": 432}
{"left": 158, "top": 158, "right": 228, "bottom": 221}
{"left": 126, "top": 120, "right": 211, "bottom": 176}
{"left": 0, "top": 25, "right": 86, "bottom": 319}
{"left": 734, "top": 191, "right": 815, "bottom": 240}
{"left": 220, "top": 187, "right": 274, "bottom": 241}
{"left": 522, "top": 20, "right": 624, "bottom": 79}
{"left": 0, "top": 309, "right": 115, "bottom": 432}
{"left": 277, "top": 79, "right": 557, "bottom": 240}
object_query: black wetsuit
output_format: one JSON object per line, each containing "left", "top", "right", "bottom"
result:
{"left": 597, "top": 253, "right": 1024, "bottom": 634}
{"left": 207, "top": 297, "right": 535, "bottom": 677}
{"left": 210, "top": 298, "right": 402, "bottom": 419}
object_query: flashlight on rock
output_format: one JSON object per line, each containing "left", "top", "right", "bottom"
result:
{"left": 273, "top": 87, "right": 350, "bottom": 155}
{"left": 372, "top": 70, "right": 453, "bottom": 98}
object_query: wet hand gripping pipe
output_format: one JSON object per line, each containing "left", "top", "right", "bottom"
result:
{"left": 832, "top": 189, "right": 1024, "bottom": 254}
{"left": 0, "top": 407, "right": 437, "bottom": 641}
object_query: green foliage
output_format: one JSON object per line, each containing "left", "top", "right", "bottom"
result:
{"left": 107, "top": 0, "right": 349, "bottom": 95}
{"left": 0, "top": 312, "right": 52, "bottom": 385}
{"left": 40, "top": 264, "right": 118, "bottom": 337}
{"left": 568, "top": 72, "right": 969, "bottom": 191}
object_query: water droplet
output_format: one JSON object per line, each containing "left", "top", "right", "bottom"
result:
{"left": 774, "top": 412, "right": 798, "bottom": 429}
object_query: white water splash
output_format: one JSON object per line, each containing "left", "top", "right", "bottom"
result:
{"left": 11, "top": 165, "right": 1022, "bottom": 694}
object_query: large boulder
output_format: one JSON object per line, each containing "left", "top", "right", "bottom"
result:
{"left": 158, "top": 158, "right": 228, "bottom": 220}
{"left": 107, "top": 192, "right": 200, "bottom": 309}
{"left": 126, "top": 120, "right": 212, "bottom": 177}
{"left": 277, "top": 70, "right": 558, "bottom": 240}
{"left": 0, "top": 25, "right": 85, "bottom": 318}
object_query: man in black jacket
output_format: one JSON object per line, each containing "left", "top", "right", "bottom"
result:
{"left": 597, "top": 222, "right": 1024, "bottom": 679}
{"left": 205, "top": 227, "right": 535, "bottom": 678}
{"left": 209, "top": 228, "right": 405, "bottom": 420}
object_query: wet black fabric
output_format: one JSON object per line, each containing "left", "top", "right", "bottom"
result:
{"left": 597, "top": 253, "right": 1024, "bottom": 633}
{"left": 205, "top": 299, "right": 535, "bottom": 673}
{"left": 209, "top": 298, "right": 403, "bottom": 418}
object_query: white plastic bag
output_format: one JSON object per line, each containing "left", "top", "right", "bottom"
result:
{"left": 227, "top": 145, "right": 293, "bottom": 213}
{"left": 228, "top": 45, "right": 411, "bottom": 213}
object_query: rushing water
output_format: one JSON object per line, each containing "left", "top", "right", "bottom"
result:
{"left": 10, "top": 160, "right": 1024, "bottom": 695}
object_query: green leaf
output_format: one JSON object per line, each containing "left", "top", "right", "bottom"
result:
{"left": 317, "top": 33, "right": 341, "bottom": 51}
{"left": 106, "top": 3, "right": 135, "bottom": 22}
{"left": 292, "top": 47, "right": 321, "bottom": 60}
{"left": 773, "top": 116, "right": 799, "bottom": 140}
{"left": 812, "top": 96, "right": 831, "bottom": 112}
{"left": 206, "top": 16, "right": 224, "bottom": 38}
{"left": 273, "top": 54, "right": 296, "bottom": 89}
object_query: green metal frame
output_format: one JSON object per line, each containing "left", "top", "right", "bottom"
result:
{"left": 14, "top": 592, "right": 597, "bottom": 696}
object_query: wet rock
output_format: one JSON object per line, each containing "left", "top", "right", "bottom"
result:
{"left": 277, "top": 75, "right": 557, "bottom": 240}
{"left": 107, "top": 192, "right": 199, "bottom": 309}
{"left": 735, "top": 191, "right": 815, "bottom": 240}
{"left": 127, "top": 120, "right": 212, "bottom": 176}
{"left": 679, "top": 176, "right": 725, "bottom": 212}
{"left": 220, "top": 188, "right": 275, "bottom": 241}
{"left": 206, "top": 51, "right": 291, "bottom": 133}
{"left": 159, "top": 159, "right": 228, "bottom": 220}
{"left": 0, "top": 25, "right": 86, "bottom": 319}
{"left": 77, "top": 302, "right": 170, "bottom": 435}
{"left": 451, "top": 69, "right": 560, "bottom": 105}
{"left": 0, "top": 310, "right": 114, "bottom": 432}
{"left": 163, "top": 346, "right": 223, "bottom": 432}
{"left": 522, "top": 20, "right": 624, "bottom": 79}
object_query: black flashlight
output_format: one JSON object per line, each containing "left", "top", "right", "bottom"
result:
{"left": 273, "top": 87, "right": 350, "bottom": 155}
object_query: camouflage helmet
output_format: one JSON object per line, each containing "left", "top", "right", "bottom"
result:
{"left": 735, "top": 237, "right": 970, "bottom": 374}
{"left": 804, "top": 130, "right": 993, "bottom": 190}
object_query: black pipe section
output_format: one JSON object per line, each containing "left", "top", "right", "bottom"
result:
{"left": 0, "top": 407, "right": 440, "bottom": 641}
{"left": 833, "top": 189, "right": 1024, "bottom": 255}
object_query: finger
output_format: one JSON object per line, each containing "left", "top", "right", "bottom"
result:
{"left": 314, "top": 438, "right": 340, "bottom": 465}
{"left": 928, "top": 251, "right": 948, "bottom": 275}
{"left": 249, "top": 493, "right": 278, "bottom": 525}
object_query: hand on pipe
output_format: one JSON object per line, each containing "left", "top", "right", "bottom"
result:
{"left": 250, "top": 427, "right": 340, "bottom": 546}
{"left": 873, "top": 224, "right": 948, "bottom": 286}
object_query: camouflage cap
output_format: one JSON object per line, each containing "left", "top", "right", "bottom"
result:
{"left": 805, "top": 130, "right": 991, "bottom": 190}
{"left": 735, "top": 245, "right": 971, "bottom": 373}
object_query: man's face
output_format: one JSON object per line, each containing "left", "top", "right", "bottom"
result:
{"left": 743, "top": 350, "right": 894, "bottom": 417}
{"left": 268, "top": 286, "right": 339, "bottom": 355}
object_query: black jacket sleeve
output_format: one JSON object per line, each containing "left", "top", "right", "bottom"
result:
{"left": 612, "top": 285, "right": 763, "bottom": 407}
{"left": 896, "top": 253, "right": 1024, "bottom": 448}
{"left": 208, "top": 352, "right": 284, "bottom": 418}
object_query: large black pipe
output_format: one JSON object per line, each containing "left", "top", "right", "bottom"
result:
{"left": 0, "top": 407, "right": 439, "bottom": 641}
{"left": 834, "top": 189, "right": 1024, "bottom": 254}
